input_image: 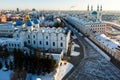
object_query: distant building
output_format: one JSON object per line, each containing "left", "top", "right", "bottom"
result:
{"left": 0, "top": 14, "right": 7, "bottom": 23}
{"left": 0, "top": 23, "right": 15, "bottom": 37}
{"left": 67, "top": 5, "right": 108, "bottom": 34}
{"left": 16, "top": 8, "right": 19, "bottom": 12}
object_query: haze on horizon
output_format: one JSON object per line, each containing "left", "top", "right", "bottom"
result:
{"left": 0, "top": 0, "right": 120, "bottom": 11}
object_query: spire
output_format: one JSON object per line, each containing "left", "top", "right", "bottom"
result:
{"left": 100, "top": 5, "right": 102, "bottom": 11}
{"left": 87, "top": 5, "right": 89, "bottom": 11}
{"left": 97, "top": 5, "right": 99, "bottom": 11}
{"left": 91, "top": 5, "right": 93, "bottom": 11}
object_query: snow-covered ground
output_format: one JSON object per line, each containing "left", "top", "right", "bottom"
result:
{"left": 71, "top": 51, "right": 80, "bottom": 56}
{"left": 0, "top": 53, "right": 60, "bottom": 80}
{"left": 0, "top": 69, "right": 13, "bottom": 80}
{"left": 71, "top": 43, "right": 80, "bottom": 56}
{"left": 54, "top": 61, "right": 73, "bottom": 80}
{"left": 27, "top": 71, "right": 55, "bottom": 80}
{"left": 72, "top": 35, "right": 77, "bottom": 39}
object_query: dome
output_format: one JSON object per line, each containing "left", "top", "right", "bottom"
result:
{"left": 26, "top": 20, "right": 33, "bottom": 26}
{"left": 16, "top": 20, "right": 23, "bottom": 26}
{"left": 33, "top": 19, "right": 39, "bottom": 24}
{"left": 92, "top": 11, "right": 97, "bottom": 15}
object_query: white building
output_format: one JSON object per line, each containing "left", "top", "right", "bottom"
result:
{"left": 14, "top": 27, "right": 70, "bottom": 53}
{"left": 0, "top": 18, "right": 71, "bottom": 53}
{"left": 0, "top": 23, "right": 15, "bottom": 37}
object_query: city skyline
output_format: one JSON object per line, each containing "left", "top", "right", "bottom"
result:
{"left": 0, "top": 0, "right": 120, "bottom": 11}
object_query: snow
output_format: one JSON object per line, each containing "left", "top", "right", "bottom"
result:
{"left": 52, "top": 54, "right": 60, "bottom": 61}
{"left": 67, "top": 16, "right": 105, "bottom": 25}
{"left": 54, "top": 61, "right": 73, "bottom": 80}
{"left": 74, "top": 43, "right": 80, "bottom": 48}
{"left": 71, "top": 43, "right": 80, "bottom": 56}
{"left": 45, "top": 53, "right": 60, "bottom": 61}
{"left": 72, "top": 35, "right": 77, "bottom": 39}
{"left": 85, "top": 37, "right": 111, "bottom": 61}
{"left": 27, "top": 71, "right": 55, "bottom": 80}
{"left": 0, "top": 69, "right": 13, "bottom": 80}
{"left": 71, "top": 51, "right": 80, "bottom": 56}
{"left": 95, "top": 34, "right": 120, "bottom": 52}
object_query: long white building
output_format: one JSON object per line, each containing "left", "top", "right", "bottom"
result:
{"left": 0, "top": 18, "right": 71, "bottom": 53}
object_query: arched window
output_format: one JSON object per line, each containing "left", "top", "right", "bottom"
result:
{"left": 28, "top": 40, "right": 30, "bottom": 44}
{"left": 33, "top": 35, "right": 35, "bottom": 38}
{"left": 39, "top": 41, "right": 42, "bottom": 45}
{"left": 61, "top": 43, "right": 63, "bottom": 47}
{"left": 46, "top": 41, "right": 48, "bottom": 45}
{"left": 61, "top": 37, "right": 63, "bottom": 40}
{"left": 53, "top": 42, "right": 55, "bottom": 46}
{"left": 28, "top": 35, "right": 30, "bottom": 38}
{"left": 46, "top": 36, "right": 48, "bottom": 39}
{"left": 34, "top": 41, "right": 36, "bottom": 44}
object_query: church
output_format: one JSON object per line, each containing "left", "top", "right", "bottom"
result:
{"left": 0, "top": 14, "right": 71, "bottom": 53}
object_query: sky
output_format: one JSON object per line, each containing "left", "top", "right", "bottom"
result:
{"left": 0, "top": 0, "right": 120, "bottom": 11}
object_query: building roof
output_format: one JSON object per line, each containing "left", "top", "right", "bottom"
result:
{"left": 0, "top": 23, "right": 14, "bottom": 30}
{"left": 16, "top": 20, "right": 23, "bottom": 26}
{"left": 95, "top": 34, "right": 120, "bottom": 52}
{"left": 33, "top": 19, "right": 39, "bottom": 24}
{"left": 92, "top": 11, "right": 97, "bottom": 15}
{"left": 26, "top": 20, "right": 34, "bottom": 26}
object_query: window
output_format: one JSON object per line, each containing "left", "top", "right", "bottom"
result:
{"left": 46, "top": 41, "right": 48, "bottom": 45}
{"left": 28, "top": 35, "right": 30, "bottom": 38}
{"left": 33, "top": 35, "right": 35, "bottom": 38}
{"left": 18, "top": 44, "right": 20, "bottom": 47}
{"left": 39, "top": 41, "right": 42, "bottom": 45}
{"left": 9, "top": 43, "right": 11, "bottom": 46}
{"left": 12, "top": 44, "right": 14, "bottom": 47}
{"left": 28, "top": 40, "right": 30, "bottom": 44}
{"left": 61, "top": 43, "right": 63, "bottom": 47}
{"left": 34, "top": 41, "right": 36, "bottom": 44}
{"left": 46, "top": 36, "right": 48, "bottom": 39}
{"left": 61, "top": 37, "right": 63, "bottom": 40}
{"left": 15, "top": 44, "right": 16, "bottom": 47}
{"left": 53, "top": 42, "right": 55, "bottom": 46}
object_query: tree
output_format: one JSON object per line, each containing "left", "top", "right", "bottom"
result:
{"left": 0, "top": 61, "right": 2, "bottom": 69}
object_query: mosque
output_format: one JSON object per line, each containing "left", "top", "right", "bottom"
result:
{"left": 86, "top": 5, "right": 102, "bottom": 22}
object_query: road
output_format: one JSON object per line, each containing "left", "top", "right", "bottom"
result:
{"left": 62, "top": 18, "right": 120, "bottom": 80}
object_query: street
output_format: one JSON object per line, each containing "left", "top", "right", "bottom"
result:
{"left": 62, "top": 18, "right": 120, "bottom": 80}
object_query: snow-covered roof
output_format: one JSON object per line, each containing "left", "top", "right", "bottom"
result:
{"left": 95, "top": 34, "right": 120, "bottom": 52}
{"left": 0, "top": 23, "right": 14, "bottom": 30}
{"left": 37, "top": 27, "right": 67, "bottom": 34}
{"left": 68, "top": 16, "right": 105, "bottom": 25}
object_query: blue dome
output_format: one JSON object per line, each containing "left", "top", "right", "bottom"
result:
{"left": 26, "top": 20, "right": 33, "bottom": 26}
{"left": 92, "top": 11, "right": 97, "bottom": 15}
{"left": 16, "top": 20, "right": 23, "bottom": 26}
{"left": 33, "top": 19, "right": 39, "bottom": 24}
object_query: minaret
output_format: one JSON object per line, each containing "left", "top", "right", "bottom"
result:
{"left": 97, "top": 5, "right": 99, "bottom": 11}
{"left": 87, "top": 5, "right": 89, "bottom": 11}
{"left": 99, "top": 5, "right": 102, "bottom": 21}
{"left": 91, "top": 5, "right": 93, "bottom": 11}
{"left": 100, "top": 5, "right": 102, "bottom": 11}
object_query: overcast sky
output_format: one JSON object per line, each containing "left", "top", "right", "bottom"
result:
{"left": 0, "top": 0, "right": 120, "bottom": 10}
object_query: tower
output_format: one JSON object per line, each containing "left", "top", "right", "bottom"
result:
{"left": 99, "top": 5, "right": 102, "bottom": 21}
{"left": 25, "top": 13, "right": 30, "bottom": 22}
{"left": 87, "top": 5, "right": 89, "bottom": 11}
{"left": 97, "top": 5, "right": 99, "bottom": 11}
{"left": 91, "top": 5, "right": 93, "bottom": 11}
{"left": 100, "top": 5, "right": 102, "bottom": 11}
